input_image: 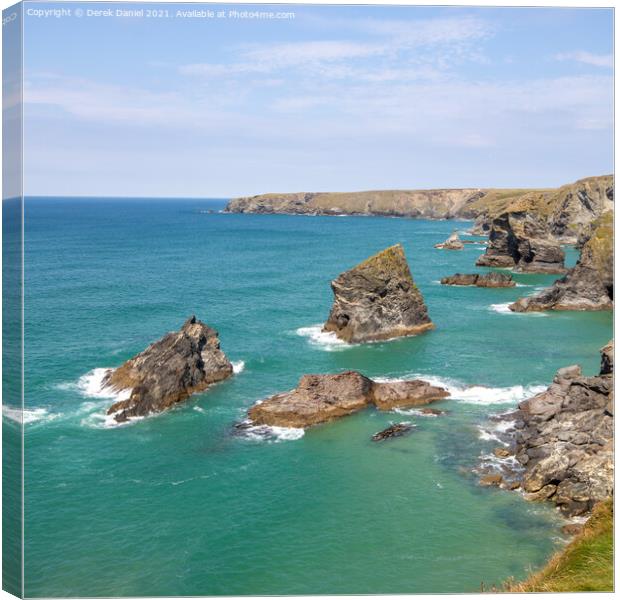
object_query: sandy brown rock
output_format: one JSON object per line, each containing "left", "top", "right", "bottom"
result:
{"left": 246, "top": 371, "right": 450, "bottom": 428}
{"left": 440, "top": 272, "right": 515, "bottom": 288}
{"left": 104, "top": 316, "right": 233, "bottom": 422}
{"left": 434, "top": 231, "right": 464, "bottom": 250}
{"left": 323, "top": 244, "right": 434, "bottom": 343}
{"left": 371, "top": 380, "right": 450, "bottom": 410}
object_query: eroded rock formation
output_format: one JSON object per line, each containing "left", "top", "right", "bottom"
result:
{"left": 246, "top": 371, "right": 449, "bottom": 428}
{"left": 434, "top": 231, "right": 464, "bottom": 250}
{"left": 499, "top": 343, "right": 613, "bottom": 516}
{"left": 372, "top": 423, "right": 414, "bottom": 442}
{"left": 323, "top": 244, "right": 434, "bottom": 343}
{"left": 104, "top": 316, "right": 233, "bottom": 423}
{"left": 510, "top": 213, "right": 613, "bottom": 312}
{"left": 475, "top": 211, "right": 566, "bottom": 273}
{"left": 440, "top": 272, "right": 515, "bottom": 287}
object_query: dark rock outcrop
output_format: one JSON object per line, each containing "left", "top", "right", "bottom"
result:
{"left": 440, "top": 272, "right": 515, "bottom": 288}
{"left": 475, "top": 211, "right": 566, "bottom": 273}
{"left": 510, "top": 212, "right": 613, "bottom": 312}
{"left": 372, "top": 423, "right": 414, "bottom": 442}
{"left": 246, "top": 371, "right": 449, "bottom": 428}
{"left": 323, "top": 244, "right": 434, "bottom": 343}
{"left": 508, "top": 342, "right": 613, "bottom": 516}
{"left": 104, "top": 316, "right": 233, "bottom": 423}
{"left": 434, "top": 231, "right": 464, "bottom": 250}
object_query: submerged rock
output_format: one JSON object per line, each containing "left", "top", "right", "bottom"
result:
{"left": 434, "top": 231, "right": 464, "bottom": 250}
{"left": 372, "top": 422, "right": 414, "bottom": 442}
{"left": 505, "top": 342, "right": 614, "bottom": 516}
{"left": 510, "top": 212, "right": 613, "bottom": 312}
{"left": 476, "top": 211, "right": 566, "bottom": 273}
{"left": 246, "top": 370, "right": 449, "bottom": 429}
{"left": 440, "top": 272, "right": 515, "bottom": 288}
{"left": 104, "top": 316, "right": 233, "bottom": 423}
{"left": 323, "top": 244, "right": 434, "bottom": 343}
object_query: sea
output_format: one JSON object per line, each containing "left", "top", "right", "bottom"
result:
{"left": 7, "top": 197, "right": 612, "bottom": 596}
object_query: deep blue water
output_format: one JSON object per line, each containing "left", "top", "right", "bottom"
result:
{"left": 11, "top": 198, "right": 612, "bottom": 596}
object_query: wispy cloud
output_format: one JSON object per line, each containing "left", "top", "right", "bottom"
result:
{"left": 555, "top": 51, "right": 613, "bottom": 68}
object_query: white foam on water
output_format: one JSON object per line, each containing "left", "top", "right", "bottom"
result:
{"left": 392, "top": 407, "right": 441, "bottom": 417}
{"left": 3, "top": 405, "right": 57, "bottom": 425}
{"left": 376, "top": 373, "right": 546, "bottom": 406}
{"left": 76, "top": 368, "right": 132, "bottom": 401}
{"left": 489, "top": 302, "right": 548, "bottom": 317}
{"left": 238, "top": 422, "right": 305, "bottom": 443}
{"left": 295, "top": 324, "right": 350, "bottom": 351}
{"left": 232, "top": 360, "right": 245, "bottom": 374}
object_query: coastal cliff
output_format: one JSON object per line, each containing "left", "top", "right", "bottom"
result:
{"left": 224, "top": 176, "right": 612, "bottom": 242}
{"left": 510, "top": 212, "right": 613, "bottom": 312}
{"left": 323, "top": 244, "right": 434, "bottom": 343}
{"left": 475, "top": 210, "right": 566, "bottom": 273}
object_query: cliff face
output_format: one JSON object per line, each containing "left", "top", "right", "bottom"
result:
{"left": 510, "top": 212, "right": 613, "bottom": 312}
{"left": 225, "top": 189, "right": 485, "bottom": 219}
{"left": 475, "top": 211, "right": 566, "bottom": 273}
{"left": 224, "top": 176, "right": 612, "bottom": 242}
{"left": 512, "top": 342, "right": 614, "bottom": 517}
{"left": 104, "top": 316, "right": 233, "bottom": 422}
{"left": 323, "top": 244, "right": 434, "bottom": 343}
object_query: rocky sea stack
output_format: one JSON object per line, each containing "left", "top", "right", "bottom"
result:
{"left": 104, "top": 316, "right": 233, "bottom": 423}
{"left": 510, "top": 342, "right": 614, "bottom": 516}
{"left": 510, "top": 213, "right": 613, "bottom": 312}
{"left": 476, "top": 210, "right": 566, "bottom": 273}
{"left": 323, "top": 244, "right": 434, "bottom": 343}
{"left": 440, "top": 272, "right": 515, "bottom": 287}
{"left": 434, "top": 231, "right": 464, "bottom": 250}
{"left": 246, "top": 371, "right": 449, "bottom": 428}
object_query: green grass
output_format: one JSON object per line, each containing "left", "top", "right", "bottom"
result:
{"left": 506, "top": 499, "right": 613, "bottom": 592}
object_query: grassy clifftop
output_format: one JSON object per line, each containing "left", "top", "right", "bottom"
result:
{"left": 506, "top": 499, "right": 613, "bottom": 592}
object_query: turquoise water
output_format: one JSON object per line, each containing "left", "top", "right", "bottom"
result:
{"left": 15, "top": 198, "right": 612, "bottom": 596}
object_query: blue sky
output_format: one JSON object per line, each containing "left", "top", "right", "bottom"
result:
{"left": 20, "top": 3, "right": 613, "bottom": 197}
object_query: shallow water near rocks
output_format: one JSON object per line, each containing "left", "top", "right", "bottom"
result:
{"left": 17, "top": 198, "right": 611, "bottom": 596}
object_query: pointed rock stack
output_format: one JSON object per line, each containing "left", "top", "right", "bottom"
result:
{"left": 322, "top": 244, "right": 434, "bottom": 343}
{"left": 104, "top": 316, "right": 233, "bottom": 423}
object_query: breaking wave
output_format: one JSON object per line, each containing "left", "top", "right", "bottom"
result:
{"left": 295, "top": 324, "right": 350, "bottom": 351}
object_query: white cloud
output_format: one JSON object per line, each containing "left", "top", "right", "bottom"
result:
{"left": 555, "top": 51, "right": 613, "bottom": 68}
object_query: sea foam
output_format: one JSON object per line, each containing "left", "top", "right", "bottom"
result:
{"left": 376, "top": 374, "right": 545, "bottom": 406}
{"left": 295, "top": 324, "right": 349, "bottom": 351}
{"left": 3, "top": 405, "right": 57, "bottom": 425}
{"left": 238, "top": 422, "right": 305, "bottom": 442}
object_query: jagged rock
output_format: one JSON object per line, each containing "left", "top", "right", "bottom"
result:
{"left": 600, "top": 341, "right": 614, "bottom": 375}
{"left": 479, "top": 474, "right": 503, "bottom": 487}
{"left": 510, "top": 213, "right": 613, "bottom": 312}
{"left": 493, "top": 447, "right": 511, "bottom": 458}
{"left": 434, "top": 231, "right": 464, "bottom": 250}
{"left": 372, "top": 423, "right": 414, "bottom": 442}
{"left": 440, "top": 272, "right": 515, "bottom": 288}
{"left": 505, "top": 342, "right": 614, "bottom": 516}
{"left": 548, "top": 175, "right": 614, "bottom": 243}
{"left": 476, "top": 211, "right": 566, "bottom": 273}
{"left": 322, "top": 244, "right": 434, "bottom": 343}
{"left": 104, "top": 316, "right": 233, "bottom": 422}
{"left": 371, "top": 380, "right": 449, "bottom": 410}
{"left": 246, "top": 371, "right": 449, "bottom": 428}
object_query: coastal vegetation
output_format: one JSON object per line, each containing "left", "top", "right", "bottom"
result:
{"left": 506, "top": 498, "right": 613, "bottom": 592}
